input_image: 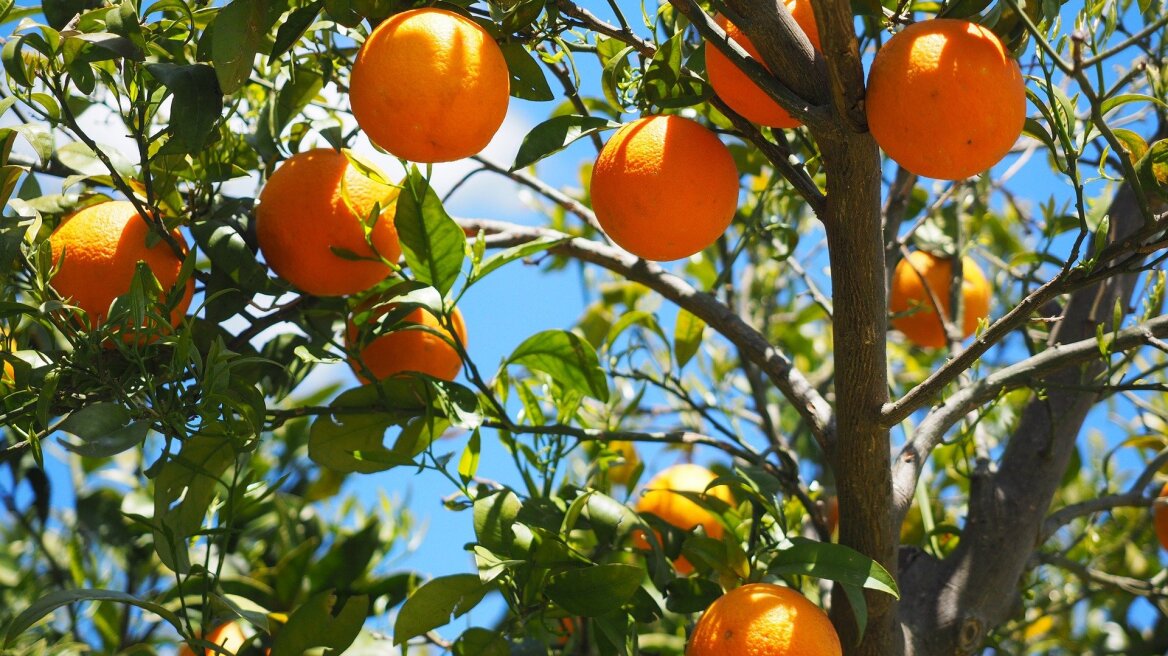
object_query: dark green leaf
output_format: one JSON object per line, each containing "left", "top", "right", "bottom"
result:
{"left": 269, "top": 0, "right": 322, "bottom": 64}
{"left": 394, "top": 574, "right": 490, "bottom": 644}
{"left": 767, "top": 538, "right": 899, "bottom": 598}
{"left": 145, "top": 63, "right": 223, "bottom": 153}
{"left": 270, "top": 592, "right": 369, "bottom": 656}
{"left": 507, "top": 329, "right": 609, "bottom": 402}
{"left": 511, "top": 115, "right": 617, "bottom": 170}
{"left": 663, "top": 577, "right": 722, "bottom": 614}
{"left": 212, "top": 0, "right": 270, "bottom": 94}
{"left": 151, "top": 435, "right": 236, "bottom": 572}
{"left": 499, "top": 42, "right": 553, "bottom": 102}
{"left": 452, "top": 628, "right": 509, "bottom": 656}
{"left": 59, "top": 420, "right": 150, "bottom": 458}
{"left": 546, "top": 564, "right": 644, "bottom": 617}
{"left": 4, "top": 589, "right": 183, "bottom": 647}
{"left": 394, "top": 168, "right": 466, "bottom": 297}
{"left": 55, "top": 402, "right": 130, "bottom": 441}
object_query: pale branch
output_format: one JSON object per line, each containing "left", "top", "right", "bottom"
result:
{"left": 807, "top": 0, "right": 869, "bottom": 132}
{"left": 892, "top": 313, "right": 1168, "bottom": 520}
{"left": 670, "top": 0, "right": 830, "bottom": 128}
{"left": 880, "top": 240, "right": 1163, "bottom": 428}
{"left": 1036, "top": 552, "right": 1165, "bottom": 597}
{"left": 470, "top": 155, "right": 607, "bottom": 237}
{"left": 1039, "top": 449, "right": 1168, "bottom": 543}
{"left": 458, "top": 217, "right": 836, "bottom": 449}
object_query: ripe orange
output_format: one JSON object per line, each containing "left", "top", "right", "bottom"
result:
{"left": 48, "top": 201, "right": 193, "bottom": 331}
{"left": 1154, "top": 482, "right": 1168, "bottom": 552}
{"left": 705, "top": 2, "right": 821, "bottom": 128}
{"left": 890, "top": 251, "right": 990, "bottom": 348}
{"left": 349, "top": 8, "right": 510, "bottom": 163}
{"left": 255, "top": 148, "right": 401, "bottom": 297}
{"left": 866, "top": 19, "right": 1026, "bottom": 180}
{"left": 687, "top": 582, "right": 842, "bottom": 656}
{"left": 634, "top": 463, "right": 735, "bottom": 574}
{"left": 591, "top": 115, "right": 739, "bottom": 261}
{"left": 178, "top": 621, "right": 248, "bottom": 656}
{"left": 347, "top": 305, "right": 467, "bottom": 383}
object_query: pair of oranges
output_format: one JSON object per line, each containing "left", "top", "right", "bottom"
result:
{"left": 704, "top": 2, "right": 1025, "bottom": 180}
{"left": 631, "top": 462, "right": 842, "bottom": 655}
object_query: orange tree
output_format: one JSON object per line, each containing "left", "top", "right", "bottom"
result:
{"left": 1, "top": 0, "right": 1168, "bottom": 654}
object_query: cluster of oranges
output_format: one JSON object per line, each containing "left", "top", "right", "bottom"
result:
{"left": 42, "top": 6, "right": 1021, "bottom": 370}
{"left": 610, "top": 458, "right": 842, "bottom": 654}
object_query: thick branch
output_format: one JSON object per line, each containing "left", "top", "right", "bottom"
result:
{"left": 671, "top": 0, "right": 830, "bottom": 127}
{"left": 808, "top": 0, "right": 869, "bottom": 132}
{"left": 721, "top": 0, "right": 831, "bottom": 129}
{"left": 458, "top": 217, "right": 836, "bottom": 449}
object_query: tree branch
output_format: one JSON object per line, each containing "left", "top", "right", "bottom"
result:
{"left": 457, "top": 217, "right": 836, "bottom": 449}
{"left": 892, "top": 313, "right": 1168, "bottom": 520}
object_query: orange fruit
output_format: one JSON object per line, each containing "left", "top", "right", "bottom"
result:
{"left": 1155, "top": 482, "right": 1168, "bottom": 552}
{"left": 705, "top": 2, "right": 821, "bottom": 128}
{"left": 591, "top": 115, "right": 739, "bottom": 261}
{"left": 347, "top": 305, "right": 467, "bottom": 383}
{"left": 178, "top": 621, "right": 248, "bottom": 656}
{"left": 255, "top": 148, "right": 401, "bottom": 297}
{"left": 866, "top": 18, "right": 1026, "bottom": 180}
{"left": 890, "top": 251, "right": 990, "bottom": 348}
{"left": 605, "top": 440, "right": 641, "bottom": 487}
{"left": 349, "top": 8, "right": 510, "bottom": 163}
{"left": 634, "top": 463, "right": 734, "bottom": 574}
{"left": 48, "top": 201, "right": 193, "bottom": 332}
{"left": 686, "top": 582, "right": 842, "bottom": 656}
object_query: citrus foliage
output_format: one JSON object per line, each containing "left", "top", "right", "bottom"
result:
{"left": 0, "top": 0, "right": 1166, "bottom": 654}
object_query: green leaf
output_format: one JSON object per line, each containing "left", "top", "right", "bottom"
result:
{"left": 452, "top": 628, "right": 509, "bottom": 656}
{"left": 394, "top": 574, "right": 491, "bottom": 644}
{"left": 458, "top": 429, "right": 481, "bottom": 484}
{"left": 4, "top": 589, "right": 183, "bottom": 647}
{"left": 253, "top": 66, "right": 324, "bottom": 159}
{"left": 545, "top": 564, "right": 644, "bottom": 617}
{"left": 506, "top": 329, "right": 609, "bottom": 402}
{"left": 307, "top": 379, "right": 431, "bottom": 474}
{"left": 145, "top": 63, "right": 223, "bottom": 154}
{"left": 511, "top": 115, "right": 618, "bottom": 170}
{"left": 673, "top": 309, "right": 705, "bottom": 368}
{"left": 270, "top": 592, "right": 369, "bottom": 656}
{"left": 151, "top": 435, "right": 236, "bottom": 573}
{"left": 59, "top": 420, "right": 150, "bottom": 458}
{"left": 473, "top": 235, "right": 568, "bottom": 280}
{"left": 663, "top": 577, "right": 722, "bottom": 614}
{"left": 394, "top": 168, "right": 467, "bottom": 297}
{"left": 767, "top": 538, "right": 899, "bottom": 599}
{"left": 473, "top": 489, "right": 523, "bottom": 554}
{"left": 55, "top": 402, "right": 131, "bottom": 441}
{"left": 1099, "top": 92, "right": 1168, "bottom": 116}
{"left": 211, "top": 0, "right": 270, "bottom": 94}
{"left": 310, "top": 520, "right": 381, "bottom": 592}
{"left": 642, "top": 30, "right": 705, "bottom": 109}
{"left": 12, "top": 123, "right": 53, "bottom": 163}
{"left": 499, "top": 42, "right": 553, "bottom": 101}
{"left": 269, "top": 0, "right": 322, "bottom": 64}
